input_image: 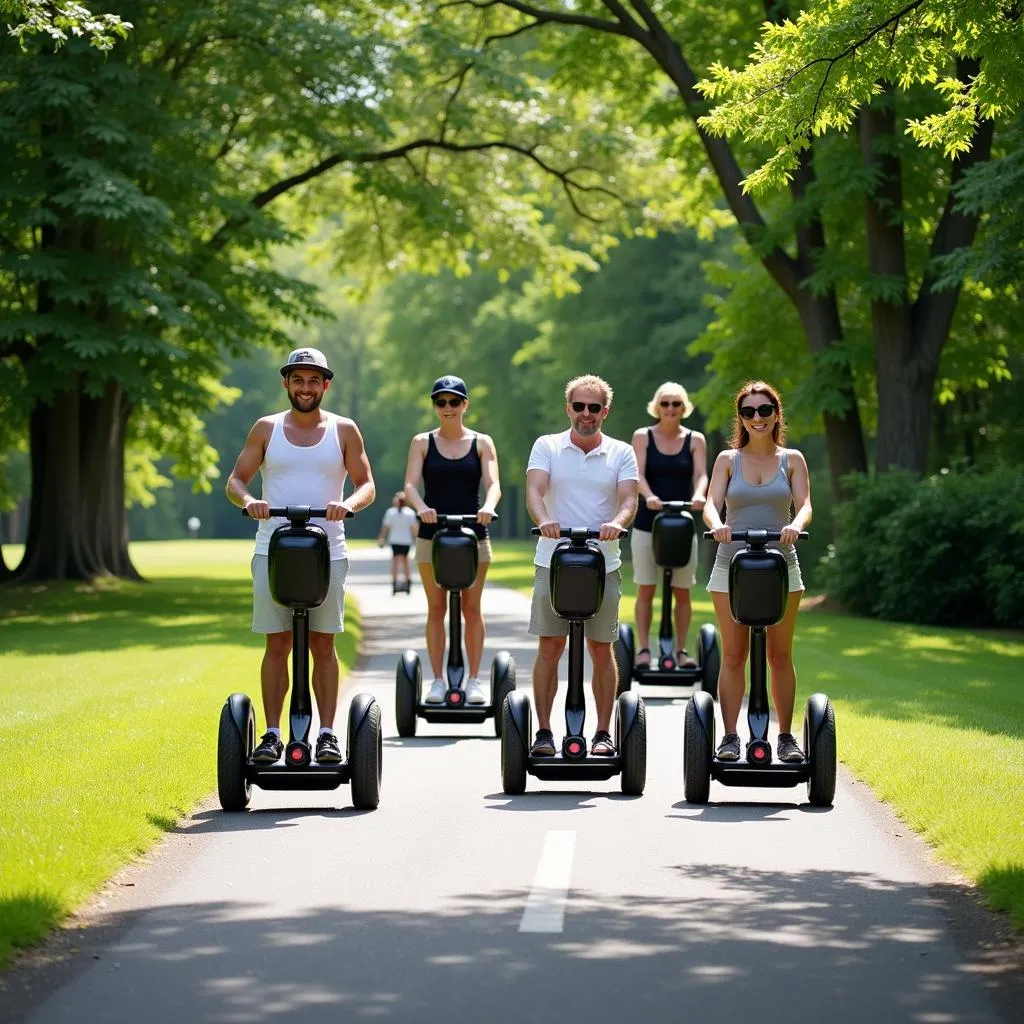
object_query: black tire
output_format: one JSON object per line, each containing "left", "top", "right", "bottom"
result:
{"left": 491, "top": 651, "right": 516, "bottom": 738}
{"left": 806, "top": 696, "right": 837, "bottom": 808}
{"left": 395, "top": 650, "right": 420, "bottom": 738}
{"left": 618, "top": 692, "right": 647, "bottom": 796}
{"left": 349, "top": 696, "right": 382, "bottom": 810}
{"left": 501, "top": 694, "right": 529, "bottom": 795}
{"left": 217, "top": 696, "right": 253, "bottom": 812}
{"left": 614, "top": 623, "right": 635, "bottom": 696}
{"left": 683, "top": 694, "right": 713, "bottom": 804}
{"left": 699, "top": 624, "right": 720, "bottom": 701}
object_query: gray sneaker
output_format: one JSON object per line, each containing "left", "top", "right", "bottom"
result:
{"left": 777, "top": 733, "right": 805, "bottom": 763}
{"left": 716, "top": 733, "right": 741, "bottom": 761}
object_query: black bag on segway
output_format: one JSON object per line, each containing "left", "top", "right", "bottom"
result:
{"left": 651, "top": 509, "right": 695, "bottom": 568}
{"left": 432, "top": 526, "right": 479, "bottom": 591}
{"left": 268, "top": 523, "right": 330, "bottom": 609}
{"left": 728, "top": 546, "right": 788, "bottom": 627}
{"left": 549, "top": 540, "right": 606, "bottom": 620}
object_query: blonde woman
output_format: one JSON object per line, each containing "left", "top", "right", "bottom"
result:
{"left": 631, "top": 382, "right": 708, "bottom": 668}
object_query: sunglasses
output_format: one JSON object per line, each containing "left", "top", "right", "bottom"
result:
{"left": 571, "top": 402, "right": 604, "bottom": 414}
{"left": 739, "top": 403, "right": 776, "bottom": 419}
{"left": 433, "top": 396, "right": 465, "bottom": 408}
{"left": 660, "top": 399, "right": 683, "bottom": 408}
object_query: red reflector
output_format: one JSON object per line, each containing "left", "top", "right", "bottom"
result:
{"left": 754, "top": 748, "right": 765, "bottom": 759}
{"left": 569, "top": 741, "right": 581, "bottom": 754}
{"left": 291, "top": 749, "right": 303, "bottom": 761}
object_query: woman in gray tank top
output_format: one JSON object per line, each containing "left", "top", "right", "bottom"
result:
{"left": 703, "top": 381, "right": 813, "bottom": 764}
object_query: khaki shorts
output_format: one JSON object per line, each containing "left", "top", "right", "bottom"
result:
{"left": 529, "top": 567, "right": 622, "bottom": 643}
{"left": 630, "top": 528, "right": 698, "bottom": 588}
{"left": 415, "top": 536, "right": 493, "bottom": 565}
{"left": 251, "top": 554, "right": 348, "bottom": 634}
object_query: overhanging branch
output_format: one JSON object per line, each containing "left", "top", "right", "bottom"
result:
{"left": 437, "top": 0, "right": 637, "bottom": 38}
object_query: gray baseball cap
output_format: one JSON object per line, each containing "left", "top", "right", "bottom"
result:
{"left": 280, "top": 347, "right": 334, "bottom": 381}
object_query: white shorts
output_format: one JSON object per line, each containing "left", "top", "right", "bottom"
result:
{"left": 630, "top": 528, "right": 698, "bottom": 588}
{"left": 251, "top": 554, "right": 348, "bottom": 634}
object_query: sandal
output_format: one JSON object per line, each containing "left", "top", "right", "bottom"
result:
{"left": 591, "top": 730, "right": 616, "bottom": 756}
{"left": 676, "top": 649, "right": 698, "bottom": 668}
{"left": 635, "top": 648, "right": 651, "bottom": 668}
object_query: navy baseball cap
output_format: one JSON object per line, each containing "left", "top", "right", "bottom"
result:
{"left": 430, "top": 374, "right": 468, "bottom": 398}
{"left": 280, "top": 347, "right": 334, "bottom": 381}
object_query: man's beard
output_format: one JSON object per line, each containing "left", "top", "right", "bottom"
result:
{"left": 573, "top": 418, "right": 599, "bottom": 436}
{"left": 289, "top": 391, "right": 323, "bottom": 412}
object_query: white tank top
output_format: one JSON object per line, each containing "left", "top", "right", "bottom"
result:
{"left": 253, "top": 412, "right": 348, "bottom": 560}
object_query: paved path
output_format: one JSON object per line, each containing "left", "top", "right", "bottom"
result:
{"left": 4, "top": 548, "right": 1018, "bottom": 1023}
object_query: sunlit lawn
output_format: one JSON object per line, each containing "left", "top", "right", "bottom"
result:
{"left": 490, "top": 540, "right": 1024, "bottom": 930}
{"left": 0, "top": 540, "right": 361, "bottom": 969}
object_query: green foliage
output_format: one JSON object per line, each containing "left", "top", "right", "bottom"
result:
{"left": 822, "top": 467, "right": 1024, "bottom": 627}
{"left": 2, "top": 1, "right": 131, "bottom": 51}
{"left": 699, "top": 1, "right": 1024, "bottom": 192}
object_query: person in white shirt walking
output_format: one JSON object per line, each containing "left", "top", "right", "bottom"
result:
{"left": 225, "top": 347, "right": 376, "bottom": 766}
{"left": 525, "top": 374, "right": 639, "bottom": 758}
{"left": 377, "top": 491, "right": 418, "bottom": 587}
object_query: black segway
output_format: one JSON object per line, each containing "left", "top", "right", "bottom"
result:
{"left": 683, "top": 529, "right": 836, "bottom": 807}
{"left": 217, "top": 505, "right": 382, "bottom": 811}
{"left": 396, "top": 514, "right": 515, "bottom": 737}
{"left": 501, "top": 527, "right": 646, "bottom": 796}
{"left": 615, "top": 500, "right": 719, "bottom": 698}
{"left": 392, "top": 575, "right": 411, "bottom": 596}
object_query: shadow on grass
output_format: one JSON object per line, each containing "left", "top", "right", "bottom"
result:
{"left": 0, "top": 893, "right": 62, "bottom": 970}
{"left": 2, "top": 868, "right": 1020, "bottom": 1023}
{"left": 980, "top": 864, "right": 1024, "bottom": 931}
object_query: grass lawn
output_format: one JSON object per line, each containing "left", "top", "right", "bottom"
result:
{"left": 490, "top": 540, "right": 1024, "bottom": 930}
{"left": 0, "top": 540, "right": 361, "bottom": 969}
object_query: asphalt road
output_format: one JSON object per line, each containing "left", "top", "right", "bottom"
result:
{"left": 5, "top": 547, "right": 1019, "bottom": 1023}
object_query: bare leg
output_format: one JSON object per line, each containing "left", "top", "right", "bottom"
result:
{"left": 462, "top": 560, "right": 489, "bottom": 678}
{"left": 309, "top": 632, "right": 339, "bottom": 729}
{"left": 260, "top": 632, "right": 291, "bottom": 729}
{"left": 417, "top": 562, "right": 447, "bottom": 678}
{"left": 766, "top": 592, "right": 802, "bottom": 732}
{"left": 533, "top": 635, "right": 566, "bottom": 732}
{"left": 587, "top": 639, "right": 616, "bottom": 733}
{"left": 634, "top": 584, "right": 656, "bottom": 662}
{"left": 711, "top": 592, "right": 750, "bottom": 735}
{"left": 673, "top": 587, "right": 693, "bottom": 652}
{"left": 390, "top": 554, "right": 399, "bottom": 584}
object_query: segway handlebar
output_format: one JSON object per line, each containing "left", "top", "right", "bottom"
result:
{"left": 241, "top": 505, "right": 354, "bottom": 520}
{"left": 659, "top": 500, "right": 695, "bottom": 512}
{"left": 703, "top": 528, "right": 807, "bottom": 542}
{"left": 420, "top": 513, "right": 498, "bottom": 528}
{"left": 531, "top": 526, "right": 627, "bottom": 539}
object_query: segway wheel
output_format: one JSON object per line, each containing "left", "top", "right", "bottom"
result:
{"left": 217, "top": 695, "right": 254, "bottom": 812}
{"left": 614, "top": 623, "right": 635, "bottom": 696}
{"left": 805, "top": 695, "right": 837, "bottom": 808}
{"left": 395, "top": 650, "right": 420, "bottom": 738}
{"left": 349, "top": 694, "right": 382, "bottom": 810}
{"left": 501, "top": 693, "right": 529, "bottom": 795}
{"left": 491, "top": 650, "right": 516, "bottom": 738}
{"left": 683, "top": 692, "right": 714, "bottom": 804}
{"left": 617, "top": 691, "right": 647, "bottom": 796}
{"left": 698, "top": 624, "right": 720, "bottom": 701}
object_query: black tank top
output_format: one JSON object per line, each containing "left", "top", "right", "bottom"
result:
{"left": 419, "top": 432, "right": 487, "bottom": 540}
{"left": 635, "top": 429, "right": 693, "bottom": 532}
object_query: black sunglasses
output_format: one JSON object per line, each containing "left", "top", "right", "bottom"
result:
{"left": 571, "top": 401, "right": 604, "bottom": 414}
{"left": 739, "top": 403, "right": 776, "bottom": 419}
{"left": 434, "top": 396, "right": 465, "bottom": 408}
{"left": 660, "top": 399, "right": 683, "bottom": 408}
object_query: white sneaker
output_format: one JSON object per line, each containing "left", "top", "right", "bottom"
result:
{"left": 425, "top": 679, "right": 446, "bottom": 704}
{"left": 465, "top": 678, "right": 486, "bottom": 705}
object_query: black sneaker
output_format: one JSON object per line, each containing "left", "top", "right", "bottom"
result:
{"left": 315, "top": 731, "right": 343, "bottom": 764}
{"left": 716, "top": 733, "right": 741, "bottom": 761}
{"left": 252, "top": 731, "right": 283, "bottom": 763}
{"left": 777, "top": 733, "right": 805, "bottom": 763}
{"left": 530, "top": 729, "right": 556, "bottom": 757}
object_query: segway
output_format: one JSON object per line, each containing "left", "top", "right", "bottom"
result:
{"left": 615, "top": 500, "right": 719, "bottom": 698}
{"left": 392, "top": 576, "right": 411, "bottom": 596}
{"left": 683, "top": 529, "right": 836, "bottom": 807}
{"left": 501, "top": 527, "right": 646, "bottom": 796}
{"left": 217, "top": 505, "right": 382, "bottom": 811}
{"left": 395, "top": 514, "right": 515, "bottom": 737}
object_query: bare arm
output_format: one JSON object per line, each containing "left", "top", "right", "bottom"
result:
{"left": 632, "top": 428, "right": 660, "bottom": 511}
{"left": 690, "top": 432, "right": 709, "bottom": 509}
{"left": 603, "top": 478, "right": 638, "bottom": 540}
{"left": 477, "top": 433, "right": 501, "bottom": 524}
{"left": 526, "top": 468, "right": 559, "bottom": 538}
{"left": 225, "top": 419, "right": 273, "bottom": 518}
{"left": 703, "top": 450, "right": 734, "bottom": 541}
{"left": 337, "top": 419, "right": 375, "bottom": 518}
{"left": 782, "top": 449, "right": 812, "bottom": 543}
{"left": 403, "top": 434, "right": 433, "bottom": 522}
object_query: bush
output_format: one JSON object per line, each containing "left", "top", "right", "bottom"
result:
{"left": 821, "top": 467, "right": 1024, "bottom": 627}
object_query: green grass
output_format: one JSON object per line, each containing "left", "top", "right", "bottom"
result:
{"left": 0, "top": 540, "right": 361, "bottom": 969}
{"left": 490, "top": 541, "right": 1024, "bottom": 930}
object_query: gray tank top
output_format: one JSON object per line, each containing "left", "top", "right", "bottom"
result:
{"left": 715, "top": 449, "right": 795, "bottom": 563}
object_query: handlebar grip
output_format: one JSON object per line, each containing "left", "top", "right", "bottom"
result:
{"left": 531, "top": 527, "right": 627, "bottom": 538}
{"left": 242, "top": 506, "right": 353, "bottom": 519}
{"left": 703, "top": 529, "right": 808, "bottom": 540}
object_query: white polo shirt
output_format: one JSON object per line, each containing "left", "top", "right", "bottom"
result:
{"left": 527, "top": 429, "right": 639, "bottom": 572}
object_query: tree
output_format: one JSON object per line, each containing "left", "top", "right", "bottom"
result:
{"left": 1, "top": 1, "right": 131, "bottom": 50}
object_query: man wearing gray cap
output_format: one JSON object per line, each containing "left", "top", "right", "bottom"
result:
{"left": 226, "top": 346, "right": 376, "bottom": 765}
